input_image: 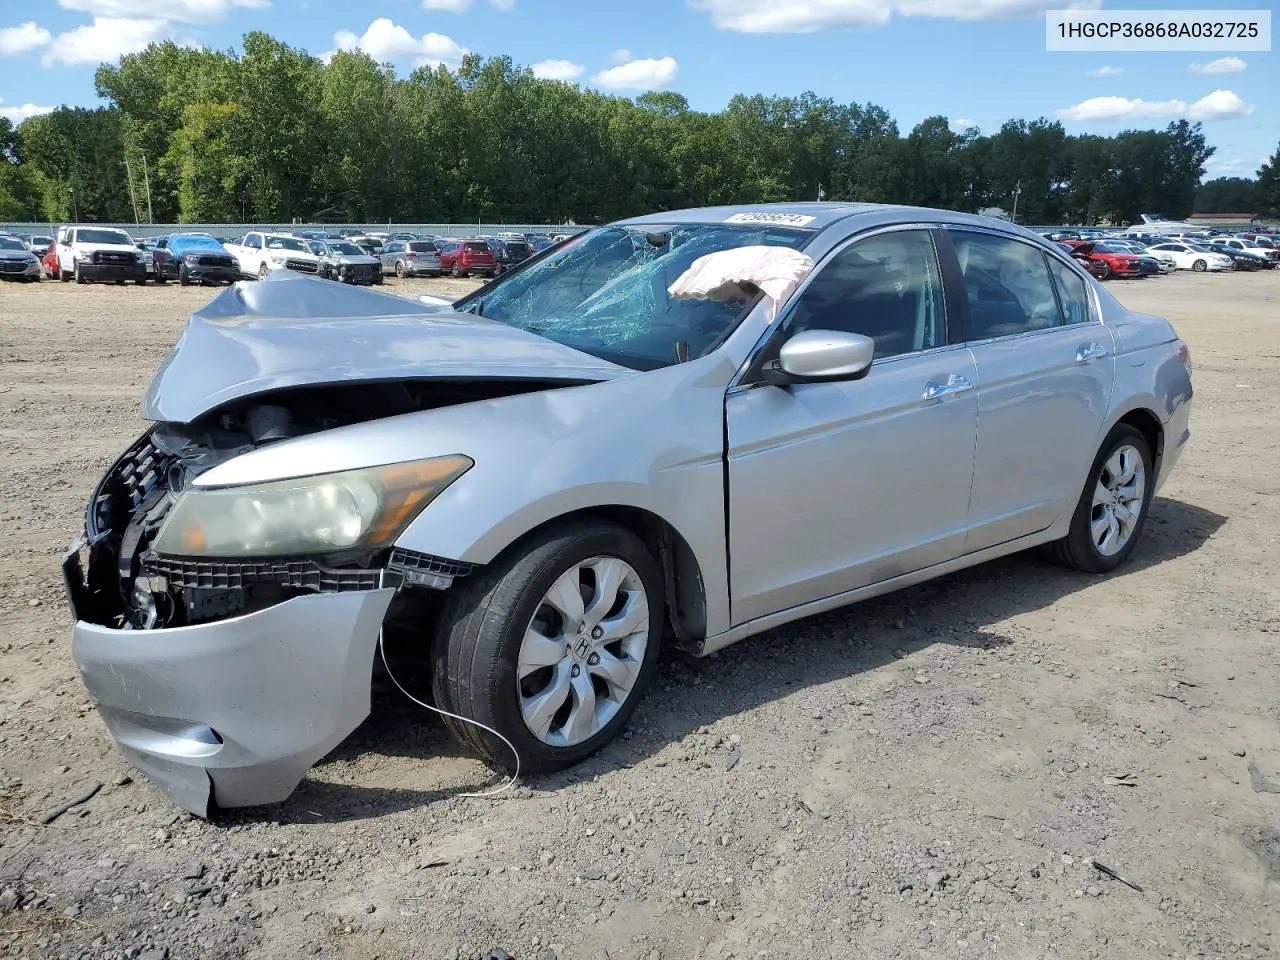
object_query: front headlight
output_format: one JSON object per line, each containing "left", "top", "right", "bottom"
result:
{"left": 269, "top": 255, "right": 289, "bottom": 264}
{"left": 151, "top": 456, "right": 473, "bottom": 558}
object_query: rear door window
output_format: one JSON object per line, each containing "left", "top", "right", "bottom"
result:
{"left": 950, "top": 231, "right": 1062, "bottom": 340}
{"left": 1046, "top": 257, "right": 1091, "bottom": 326}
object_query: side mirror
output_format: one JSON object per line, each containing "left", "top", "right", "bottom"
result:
{"left": 763, "top": 330, "right": 876, "bottom": 386}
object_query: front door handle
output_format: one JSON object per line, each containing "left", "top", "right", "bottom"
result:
{"left": 1076, "top": 342, "right": 1109, "bottom": 363}
{"left": 922, "top": 374, "right": 974, "bottom": 401}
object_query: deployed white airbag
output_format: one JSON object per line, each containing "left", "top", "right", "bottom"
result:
{"left": 668, "top": 245, "right": 816, "bottom": 322}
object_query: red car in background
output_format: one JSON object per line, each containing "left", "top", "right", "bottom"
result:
{"left": 437, "top": 239, "right": 497, "bottom": 278}
{"left": 1057, "top": 242, "right": 1109, "bottom": 280}
{"left": 1062, "top": 240, "right": 1143, "bottom": 280}
{"left": 41, "top": 242, "right": 59, "bottom": 279}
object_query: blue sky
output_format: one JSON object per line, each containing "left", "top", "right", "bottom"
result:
{"left": 0, "top": 0, "right": 1274, "bottom": 180}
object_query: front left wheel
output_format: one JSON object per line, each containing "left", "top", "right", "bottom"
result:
{"left": 431, "top": 520, "right": 664, "bottom": 774}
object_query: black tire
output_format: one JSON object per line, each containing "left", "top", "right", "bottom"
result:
{"left": 372, "top": 271, "right": 384, "bottom": 285}
{"left": 395, "top": 260, "right": 406, "bottom": 279}
{"left": 1095, "top": 260, "right": 1112, "bottom": 280}
{"left": 153, "top": 269, "right": 166, "bottom": 285}
{"left": 1192, "top": 259, "right": 1207, "bottom": 272}
{"left": 431, "top": 519, "right": 664, "bottom": 774}
{"left": 1041, "top": 423, "right": 1154, "bottom": 574}
{"left": 258, "top": 262, "right": 270, "bottom": 280}
{"left": 58, "top": 268, "right": 69, "bottom": 282}
{"left": 179, "top": 263, "right": 190, "bottom": 286}
{"left": 451, "top": 262, "right": 461, "bottom": 278}
{"left": 74, "top": 263, "right": 85, "bottom": 284}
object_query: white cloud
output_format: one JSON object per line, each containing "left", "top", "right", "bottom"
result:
{"left": 1087, "top": 65, "right": 1124, "bottom": 77}
{"left": 1054, "top": 89, "right": 1254, "bottom": 123}
{"left": 333, "top": 18, "right": 469, "bottom": 68}
{"left": 42, "top": 17, "right": 192, "bottom": 66}
{"left": 531, "top": 59, "right": 584, "bottom": 81}
{"left": 0, "top": 99, "right": 57, "bottom": 124}
{"left": 689, "top": 0, "right": 1100, "bottom": 33}
{"left": 0, "top": 22, "right": 53, "bottom": 56}
{"left": 609, "top": 48, "right": 632, "bottom": 64}
{"left": 591, "top": 56, "right": 678, "bottom": 90}
{"left": 57, "top": 0, "right": 268, "bottom": 22}
{"left": 421, "top": 0, "right": 514, "bottom": 9}
{"left": 1190, "top": 56, "right": 1246, "bottom": 75}
{"left": 1205, "top": 157, "right": 1245, "bottom": 175}
{"left": 949, "top": 116, "right": 977, "bottom": 131}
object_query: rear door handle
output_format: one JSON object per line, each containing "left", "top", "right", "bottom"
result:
{"left": 922, "top": 374, "right": 973, "bottom": 401}
{"left": 1076, "top": 342, "right": 1109, "bottom": 363}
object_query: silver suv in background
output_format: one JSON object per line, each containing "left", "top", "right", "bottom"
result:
{"left": 63, "top": 203, "right": 1193, "bottom": 817}
{"left": 381, "top": 239, "right": 443, "bottom": 277}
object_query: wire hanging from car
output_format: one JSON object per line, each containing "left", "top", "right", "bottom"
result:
{"left": 377, "top": 629, "right": 522, "bottom": 799}
{"left": 375, "top": 570, "right": 521, "bottom": 799}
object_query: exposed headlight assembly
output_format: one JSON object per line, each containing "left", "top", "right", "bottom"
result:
{"left": 269, "top": 255, "right": 289, "bottom": 264}
{"left": 151, "top": 456, "right": 473, "bottom": 558}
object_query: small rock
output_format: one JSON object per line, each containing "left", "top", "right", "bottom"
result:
{"left": 182, "top": 862, "right": 205, "bottom": 880}
{"left": 28, "top": 598, "right": 42, "bottom": 608}
{"left": 582, "top": 867, "right": 605, "bottom": 881}
{"left": 926, "top": 871, "right": 945, "bottom": 891}
{"left": 365, "top": 904, "right": 376, "bottom": 914}
{"left": 1087, "top": 886, "right": 1103, "bottom": 898}
{"left": 1233, "top": 749, "right": 1247, "bottom": 758}
{"left": 137, "top": 950, "right": 169, "bottom": 960}
{"left": 540, "top": 951, "right": 559, "bottom": 960}
{"left": 664, "top": 841, "right": 691, "bottom": 857}
{"left": 62, "top": 903, "right": 82, "bottom": 918}
{"left": 914, "top": 675, "right": 930, "bottom": 684}
{"left": 0, "top": 888, "right": 20, "bottom": 913}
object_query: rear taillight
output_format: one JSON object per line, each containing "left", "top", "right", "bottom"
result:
{"left": 1175, "top": 339, "right": 1193, "bottom": 376}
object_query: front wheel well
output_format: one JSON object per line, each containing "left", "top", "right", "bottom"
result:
{"left": 486, "top": 506, "right": 708, "bottom": 648}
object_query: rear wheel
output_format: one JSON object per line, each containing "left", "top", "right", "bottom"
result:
{"left": 395, "top": 260, "right": 407, "bottom": 279}
{"left": 1095, "top": 260, "right": 1112, "bottom": 280}
{"left": 257, "top": 262, "right": 270, "bottom": 280}
{"left": 431, "top": 519, "right": 663, "bottom": 773}
{"left": 1041, "top": 423, "right": 1153, "bottom": 574}
{"left": 1192, "top": 259, "right": 1207, "bottom": 272}
{"left": 451, "top": 262, "right": 462, "bottom": 278}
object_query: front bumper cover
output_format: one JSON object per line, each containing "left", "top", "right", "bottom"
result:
{"left": 67, "top": 557, "right": 396, "bottom": 816}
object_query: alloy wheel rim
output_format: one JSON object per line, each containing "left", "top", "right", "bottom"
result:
{"left": 517, "top": 556, "right": 649, "bottom": 747}
{"left": 1090, "top": 443, "right": 1146, "bottom": 556}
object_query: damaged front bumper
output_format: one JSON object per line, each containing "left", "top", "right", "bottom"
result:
{"left": 67, "top": 555, "right": 396, "bottom": 816}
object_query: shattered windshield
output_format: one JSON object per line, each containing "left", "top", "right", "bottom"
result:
{"left": 327, "top": 241, "right": 366, "bottom": 256}
{"left": 454, "top": 223, "right": 811, "bottom": 370}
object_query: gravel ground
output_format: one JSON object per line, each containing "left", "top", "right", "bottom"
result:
{"left": 0, "top": 270, "right": 1278, "bottom": 960}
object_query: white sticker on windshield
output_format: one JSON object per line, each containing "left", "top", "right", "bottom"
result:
{"left": 723, "top": 212, "right": 816, "bottom": 227}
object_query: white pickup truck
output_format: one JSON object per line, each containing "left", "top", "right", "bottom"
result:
{"left": 54, "top": 225, "right": 148, "bottom": 284}
{"left": 223, "top": 231, "right": 322, "bottom": 279}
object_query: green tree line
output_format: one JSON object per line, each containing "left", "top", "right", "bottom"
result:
{"left": 0, "top": 32, "right": 1276, "bottom": 225}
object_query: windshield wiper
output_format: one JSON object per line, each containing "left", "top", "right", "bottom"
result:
{"left": 674, "top": 340, "right": 690, "bottom": 363}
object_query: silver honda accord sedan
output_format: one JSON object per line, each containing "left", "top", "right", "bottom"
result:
{"left": 63, "top": 203, "right": 1193, "bottom": 816}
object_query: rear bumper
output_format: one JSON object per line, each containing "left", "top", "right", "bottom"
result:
{"left": 69, "top": 574, "right": 396, "bottom": 817}
{"left": 400, "top": 262, "right": 441, "bottom": 275}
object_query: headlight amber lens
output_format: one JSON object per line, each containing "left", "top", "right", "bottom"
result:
{"left": 152, "top": 455, "right": 473, "bottom": 558}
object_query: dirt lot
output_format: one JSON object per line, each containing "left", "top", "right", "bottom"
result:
{"left": 0, "top": 269, "right": 1278, "bottom": 960}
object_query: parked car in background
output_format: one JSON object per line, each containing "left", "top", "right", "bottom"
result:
{"left": 381, "top": 239, "right": 442, "bottom": 278}
{"left": 438, "top": 238, "right": 497, "bottom": 277}
{"left": 1063, "top": 240, "right": 1144, "bottom": 280}
{"left": 25, "top": 234, "right": 54, "bottom": 257}
{"left": 0, "top": 234, "right": 42, "bottom": 281}
{"left": 491, "top": 238, "right": 533, "bottom": 275}
{"left": 224, "top": 231, "right": 321, "bottom": 278}
{"left": 54, "top": 225, "right": 147, "bottom": 284}
{"left": 1058, "top": 242, "right": 1109, "bottom": 279}
{"left": 1214, "top": 237, "right": 1280, "bottom": 263}
{"left": 152, "top": 234, "right": 240, "bottom": 285}
{"left": 1203, "top": 242, "right": 1272, "bottom": 271}
{"left": 1101, "top": 240, "right": 1169, "bottom": 276}
{"left": 1145, "top": 242, "right": 1234, "bottom": 272}
{"left": 314, "top": 239, "right": 384, "bottom": 285}
{"left": 388, "top": 232, "right": 424, "bottom": 242}
{"left": 351, "top": 235, "right": 384, "bottom": 255}
{"left": 62, "top": 202, "right": 1193, "bottom": 816}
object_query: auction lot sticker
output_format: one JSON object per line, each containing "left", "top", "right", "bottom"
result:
{"left": 724, "top": 213, "right": 817, "bottom": 227}
{"left": 1046, "top": 9, "right": 1271, "bottom": 51}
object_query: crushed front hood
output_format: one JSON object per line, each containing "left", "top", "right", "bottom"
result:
{"left": 142, "top": 272, "right": 632, "bottom": 423}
